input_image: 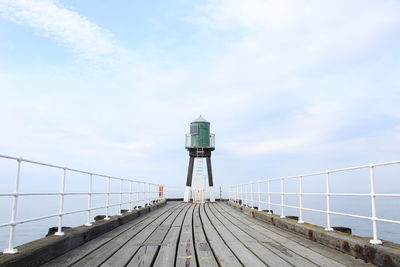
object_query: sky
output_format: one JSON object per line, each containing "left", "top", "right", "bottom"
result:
{"left": 0, "top": 0, "right": 400, "bottom": 190}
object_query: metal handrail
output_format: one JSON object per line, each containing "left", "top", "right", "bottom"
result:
{"left": 0, "top": 154, "right": 164, "bottom": 254}
{"left": 228, "top": 160, "right": 400, "bottom": 245}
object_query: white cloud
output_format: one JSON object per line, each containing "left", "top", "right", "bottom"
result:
{"left": 220, "top": 102, "right": 352, "bottom": 156}
{"left": 193, "top": 0, "right": 400, "bottom": 76}
{"left": 0, "top": 0, "right": 128, "bottom": 62}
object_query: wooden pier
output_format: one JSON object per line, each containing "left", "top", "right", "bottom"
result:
{"left": 42, "top": 201, "right": 372, "bottom": 266}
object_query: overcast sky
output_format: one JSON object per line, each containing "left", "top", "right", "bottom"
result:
{"left": 0, "top": 0, "right": 399, "bottom": 189}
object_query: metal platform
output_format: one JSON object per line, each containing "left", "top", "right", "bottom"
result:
{"left": 43, "top": 201, "right": 372, "bottom": 266}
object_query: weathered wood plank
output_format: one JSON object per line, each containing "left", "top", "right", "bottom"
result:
{"left": 43, "top": 201, "right": 181, "bottom": 267}
{"left": 193, "top": 204, "right": 218, "bottom": 267}
{"left": 218, "top": 202, "right": 348, "bottom": 267}
{"left": 199, "top": 203, "right": 242, "bottom": 266}
{"left": 176, "top": 203, "right": 197, "bottom": 267}
{"left": 204, "top": 203, "right": 266, "bottom": 267}
{"left": 126, "top": 202, "right": 187, "bottom": 267}
{"left": 288, "top": 235, "right": 373, "bottom": 266}
{"left": 208, "top": 203, "right": 292, "bottom": 266}
{"left": 99, "top": 203, "right": 185, "bottom": 267}
{"left": 70, "top": 203, "right": 183, "bottom": 267}
{"left": 211, "top": 202, "right": 315, "bottom": 266}
{"left": 153, "top": 203, "right": 192, "bottom": 267}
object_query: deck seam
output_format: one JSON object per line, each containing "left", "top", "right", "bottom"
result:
{"left": 192, "top": 204, "right": 200, "bottom": 267}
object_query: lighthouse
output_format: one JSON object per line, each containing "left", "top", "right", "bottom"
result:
{"left": 184, "top": 115, "right": 215, "bottom": 203}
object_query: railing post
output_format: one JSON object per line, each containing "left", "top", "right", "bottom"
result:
{"left": 280, "top": 178, "right": 285, "bottom": 218}
{"left": 85, "top": 174, "right": 93, "bottom": 226}
{"left": 369, "top": 165, "right": 382, "bottom": 244}
{"left": 55, "top": 168, "right": 66, "bottom": 235}
{"left": 244, "top": 184, "right": 246, "bottom": 206}
{"left": 258, "top": 182, "right": 261, "bottom": 211}
{"left": 118, "top": 179, "right": 123, "bottom": 215}
{"left": 104, "top": 177, "right": 111, "bottom": 220}
{"left": 240, "top": 184, "right": 244, "bottom": 206}
{"left": 250, "top": 182, "right": 254, "bottom": 209}
{"left": 325, "top": 171, "right": 333, "bottom": 231}
{"left": 3, "top": 159, "right": 22, "bottom": 254}
{"left": 267, "top": 179, "right": 272, "bottom": 214}
{"left": 148, "top": 183, "right": 151, "bottom": 205}
{"left": 153, "top": 184, "right": 156, "bottom": 202}
{"left": 141, "top": 182, "right": 145, "bottom": 207}
{"left": 128, "top": 181, "right": 133, "bottom": 212}
{"left": 243, "top": 184, "right": 247, "bottom": 206}
{"left": 135, "top": 182, "right": 139, "bottom": 209}
{"left": 236, "top": 184, "right": 239, "bottom": 204}
{"left": 298, "top": 176, "right": 304, "bottom": 223}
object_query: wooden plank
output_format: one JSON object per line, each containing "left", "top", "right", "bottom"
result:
{"left": 153, "top": 203, "right": 192, "bottom": 267}
{"left": 126, "top": 202, "right": 188, "bottom": 267}
{"left": 176, "top": 203, "right": 197, "bottom": 267}
{"left": 43, "top": 201, "right": 181, "bottom": 267}
{"left": 70, "top": 203, "right": 184, "bottom": 267}
{"left": 199, "top": 203, "right": 242, "bottom": 266}
{"left": 208, "top": 203, "right": 291, "bottom": 267}
{"left": 218, "top": 202, "right": 348, "bottom": 267}
{"left": 99, "top": 203, "right": 185, "bottom": 267}
{"left": 192, "top": 204, "right": 218, "bottom": 267}
{"left": 288, "top": 235, "right": 374, "bottom": 266}
{"left": 211, "top": 202, "right": 315, "bottom": 266}
{"left": 204, "top": 203, "right": 266, "bottom": 267}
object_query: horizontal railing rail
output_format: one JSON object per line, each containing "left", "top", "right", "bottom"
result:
{"left": 228, "top": 160, "right": 400, "bottom": 245}
{"left": 0, "top": 154, "right": 164, "bottom": 254}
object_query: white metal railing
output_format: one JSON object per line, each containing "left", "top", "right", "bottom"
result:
{"left": 228, "top": 160, "right": 400, "bottom": 245}
{"left": 0, "top": 154, "right": 164, "bottom": 254}
{"left": 185, "top": 133, "right": 215, "bottom": 148}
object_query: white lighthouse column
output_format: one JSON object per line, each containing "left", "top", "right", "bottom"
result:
{"left": 209, "top": 186, "right": 215, "bottom": 202}
{"left": 192, "top": 158, "right": 205, "bottom": 203}
{"left": 184, "top": 186, "right": 191, "bottom": 202}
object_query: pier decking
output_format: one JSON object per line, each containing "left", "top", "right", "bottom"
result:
{"left": 42, "top": 201, "right": 371, "bottom": 266}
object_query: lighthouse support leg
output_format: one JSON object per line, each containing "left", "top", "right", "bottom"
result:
{"left": 206, "top": 157, "right": 215, "bottom": 202}
{"left": 184, "top": 156, "right": 195, "bottom": 202}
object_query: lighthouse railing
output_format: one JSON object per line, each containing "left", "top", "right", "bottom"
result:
{"left": 228, "top": 160, "right": 400, "bottom": 245}
{"left": 0, "top": 154, "right": 163, "bottom": 254}
{"left": 185, "top": 133, "right": 215, "bottom": 148}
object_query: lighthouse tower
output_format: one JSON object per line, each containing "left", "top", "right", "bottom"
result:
{"left": 184, "top": 116, "right": 215, "bottom": 203}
